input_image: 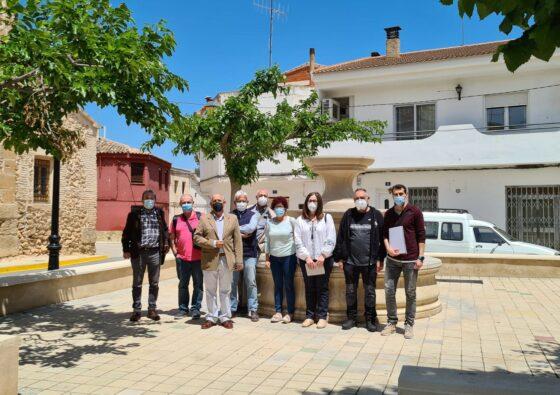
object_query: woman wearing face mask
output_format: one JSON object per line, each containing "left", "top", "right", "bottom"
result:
{"left": 264, "top": 196, "right": 297, "bottom": 324}
{"left": 294, "top": 192, "right": 336, "bottom": 329}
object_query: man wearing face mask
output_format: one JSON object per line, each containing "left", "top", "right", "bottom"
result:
{"left": 250, "top": 189, "right": 275, "bottom": 257}
{"left": 334, "top": 188, "right": 386, "bottom": 332}
{"left": 122, "top": 189, "right": 170, "bottom": 322}
{"left": 194, "top": 194, "right": 243, "bottom": 329}
{"left": 230, "top": 190, "right": 260, "bottom": 321}
{"left": 170, "top": 194, "right": 203, "bottom": 319}
{"left": 381, "top": 184, "right": 425, "bottom": 340}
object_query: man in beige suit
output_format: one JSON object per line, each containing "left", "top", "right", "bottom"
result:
{"left": 194, "top": 194, "right": 243, "bottom": 329}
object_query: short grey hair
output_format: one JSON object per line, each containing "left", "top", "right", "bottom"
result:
{"left": 234, "top": 190, "right": 248, "bottom": 201}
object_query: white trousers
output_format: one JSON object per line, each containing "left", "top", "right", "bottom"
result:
{"left": 203, "top": 256, "right": 233, "bottom": 323}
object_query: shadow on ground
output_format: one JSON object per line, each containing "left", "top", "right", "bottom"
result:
{"left": 0, "top": 303, "right": 158, "bottom": 368}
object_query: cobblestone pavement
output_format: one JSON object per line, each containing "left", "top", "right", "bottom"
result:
{"left": 1, "top": 276, "right": 559, "bottom": 394}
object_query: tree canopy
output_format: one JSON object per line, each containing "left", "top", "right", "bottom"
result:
{"left": 0, "top": 0, "right": 187, "bottom": 159}
{"left": 441, "top": 0, "right": 560, "bottom": 72}
{"left": 149, "top": 66, "right": 386, "bottom": 201}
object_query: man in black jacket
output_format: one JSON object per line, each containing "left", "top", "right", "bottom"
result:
{"left": 334, "top": 188, "right": 386, "bottom": 332}
{"left": 122, "top": 189, "right": 170, "bottom": 322}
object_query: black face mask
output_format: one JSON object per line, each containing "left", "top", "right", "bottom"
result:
{"left": 212, "top": 202, "right": 223, "bottom": 212}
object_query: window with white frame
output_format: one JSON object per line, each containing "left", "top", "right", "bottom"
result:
{"left": 485, "top": 92, "right": 527, "bottom": 130}
{"left": 395, "top": 103, "right": 435, "bottom": 140}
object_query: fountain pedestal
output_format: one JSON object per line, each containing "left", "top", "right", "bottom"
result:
{"left": 256, "top": 156, "right": 442, "bottom": 323}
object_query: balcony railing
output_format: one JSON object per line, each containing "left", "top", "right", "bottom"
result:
{"left": 378, "top": 122, "right": 560, "bottom": 142}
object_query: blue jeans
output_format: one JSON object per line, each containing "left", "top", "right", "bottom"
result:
{"left": 270, "top": 254, "right": 297, "bottom": 314}
{"left": 176, "top": 258, "right": 203, "bottom": 313}
{"left": 230, "top": 257, "right": 258, "bottom": 313}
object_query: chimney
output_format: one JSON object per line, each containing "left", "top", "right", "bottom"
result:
{"left": 309, "top": 48, "right": 316, "bottom": 74}
{"left": 384, "top": 26, "right": 401, "bottom": 58}
{"left": 371, "top": 51, "right": 380, "bottom": 57}
{"left": 204, "top": 96, "right": 213, "bottom": 103}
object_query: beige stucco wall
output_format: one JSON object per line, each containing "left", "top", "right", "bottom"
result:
{"left": 168, "top": 168, "right": 208, "bottom": 223}
{"left": 0, "top": 113, "right": 98, "bottom": 257}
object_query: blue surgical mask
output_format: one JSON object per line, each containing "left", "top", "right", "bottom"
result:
{"left": 143, "top": 199, "right": 155, "bottom": 210}
{"left": 394, "top": 196, "right": 406, "bottom": 206}
{"left": 181, "top": 203, "right": 193, "bottom": 212}
{"left": 274, "top": 207, "right": 285, "bottom": 217}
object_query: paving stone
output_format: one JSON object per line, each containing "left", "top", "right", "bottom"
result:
{"left": 5, "top": 277, "right": 560, "bottom": 394}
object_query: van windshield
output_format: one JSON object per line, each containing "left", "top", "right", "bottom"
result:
{"left": 494, "top": 227, "right": 517, "bottom": 242}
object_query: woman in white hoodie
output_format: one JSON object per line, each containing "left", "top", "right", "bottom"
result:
{"left": 294, "top": 192, "right": 336, "bottom": 329}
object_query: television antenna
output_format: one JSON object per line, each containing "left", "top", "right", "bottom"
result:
{"left": 254, "top": 0, "right": 288, "bottom": 67}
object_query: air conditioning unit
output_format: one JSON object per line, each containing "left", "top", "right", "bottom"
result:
{"left": 321, "top": 98, "right": 340, "bottom": 122}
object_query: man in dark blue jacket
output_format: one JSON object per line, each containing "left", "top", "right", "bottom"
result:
{"left": 230, "top": 190, "right": 260, "bottom": 322}
{"left": 334, "top": 188, "right": 386, "bottom": 332}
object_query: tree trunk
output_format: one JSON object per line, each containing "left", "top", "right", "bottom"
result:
{"left": 229, "top": 176, "right": 242, "bottom": 211}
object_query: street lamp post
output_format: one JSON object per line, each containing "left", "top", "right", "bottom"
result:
{"left": 47, "top": 158, "right": 61, "bottom": 270}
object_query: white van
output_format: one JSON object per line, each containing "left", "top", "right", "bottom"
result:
{"left": 423, "top": 211, "right": 560, "bottom": 255}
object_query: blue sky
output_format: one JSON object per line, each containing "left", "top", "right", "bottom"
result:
{"left": 85, "top": 0, "right": 515, "bottom": 170}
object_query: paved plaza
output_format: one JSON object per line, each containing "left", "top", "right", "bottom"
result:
{"left": 1, "top": 275, "right": 559, "bottom": 394}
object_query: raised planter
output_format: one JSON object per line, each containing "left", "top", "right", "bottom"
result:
{"left": 430, "top": 252, "right": 560, "bottom": 278}
{"left": 398, "top": 365, "right": 560, "bottom": 395}
{"left": 256, "top": 256, "right": 442, "bottom": 323}
{"left": 0, "top": 256, "right": 178, "bottom": 316}
{"left": 0, "top": 335, "right": 20, "bottom": 395}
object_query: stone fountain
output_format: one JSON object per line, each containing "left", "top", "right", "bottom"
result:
{"left": 256, "top": 155, "right": 442, "bottom": 323}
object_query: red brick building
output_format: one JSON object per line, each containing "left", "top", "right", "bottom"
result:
{"left": 96, "top": 139, "right": 171, "bottom": 237}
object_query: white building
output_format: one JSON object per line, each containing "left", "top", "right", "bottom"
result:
{"left": 199, "top": 27, "right": 560, "bottom": 250}
{"left": 169, "top": 167, "right": 208, "bottom": 221}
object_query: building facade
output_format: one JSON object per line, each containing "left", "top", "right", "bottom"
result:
{"left": 199, "top": 28, "right": 560, "bottom": 250}
{"left": 168, "top": 167, "right": 208, "bottom": 222}
{"left": 96, "top": 139, "right": 171, "bottom": 241}
{"left": 0, "top": 112, "right": 99, "bottom": 258}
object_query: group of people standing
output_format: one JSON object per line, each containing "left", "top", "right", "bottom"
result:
{"left": 121, "top": 184, "right": 425, "bottom": 339}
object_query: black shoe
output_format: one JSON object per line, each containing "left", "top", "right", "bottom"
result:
{"left": 129, "top": 312, "right": 141, "bottom": 322}
{"left": 191, "top": 310, "right": 201, "bottom": 320}
{"left": 366, "top": 320, "right": 378, "bottom": 332}
{"left": 342, "top": 319, "right": 356, "bottom": 330}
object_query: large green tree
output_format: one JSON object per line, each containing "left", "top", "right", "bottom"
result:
{"left": 147, "top": 66, "right": 386, "bottom": 203}
{"left": 441, "top": 0, "right": 560, "bottom": 72}
{"left": 0, "top": 0, "right": 187, "bottom": 159}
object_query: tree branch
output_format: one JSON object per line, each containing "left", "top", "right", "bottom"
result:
{"left": 0, "top": 68, "right": 39, "bottom": 90}
{"left": 66, "top": 54, "right": 100, "bottom": 68}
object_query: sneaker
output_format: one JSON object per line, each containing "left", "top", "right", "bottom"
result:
{"left": 366, "top": 320, "right": 378, "bottom": 332}
{"left": 282, "top": 314, "right": 292, "bottom": 324}
{"left": 129, "top": 312, "right": 141, "bottom": 322}
{"left": 147, "top": 309, "right": 160, "bottom": 321}
{"left": 381, "top": 323, "right": 397, "bottom": 336}
{"left": 342, "top": 319, "right": 356, "bottom": 330}
{"left": 302, "top": 318, "right": 315, "bottom": 328}
{"left": 404, "top": 324, "right": 414, "bottom": 339}
{"left": 316, "top": 319, "right": 328, "bottom": 329}
{"left": 250, "top": 311, "right": 259, "bottom": 322}
{"left": 175, "top": 310, "right": 188, "bottom": 319}
{"left": 271, "top": 312, "right": 283, "bottom": 323}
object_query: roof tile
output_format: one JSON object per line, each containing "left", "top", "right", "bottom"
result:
{"left": 315, "top": 41, "right": 508, "bottom": 74}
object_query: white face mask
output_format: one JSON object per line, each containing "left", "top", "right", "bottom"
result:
{"left": 307, "top": 202, "right": 318, "bottom": 213}
{"left": 354, "top": 198, "right": 368, "bottom": 211}
{"left": 236, "top": 201, "right": 248, "bottom": 211}
{"left": 257, "top": 196, "right": 268, "bottom": 207}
